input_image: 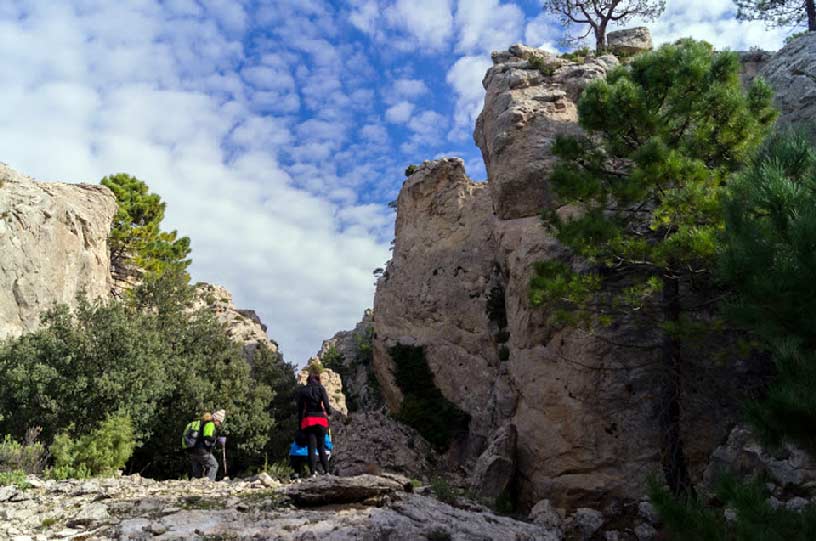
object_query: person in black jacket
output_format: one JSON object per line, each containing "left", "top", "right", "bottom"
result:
{"left": 296, "top": 371, "right": 332, "bottom": 477}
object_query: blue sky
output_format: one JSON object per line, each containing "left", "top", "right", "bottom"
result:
{"left": 0, "top": 0, "right": 794, "bottom": 364}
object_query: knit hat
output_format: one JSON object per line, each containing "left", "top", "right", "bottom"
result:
{"left": 212, "top": 410, "right": 226, "bottom": 423}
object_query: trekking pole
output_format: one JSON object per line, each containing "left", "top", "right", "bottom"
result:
{"left": 222, "top": 443, "right": 228, "bottom": 480}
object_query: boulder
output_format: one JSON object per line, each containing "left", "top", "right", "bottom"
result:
{"left": 529, "top": 498, "right": 564, "bottom": 530}
{"left": 606, "top": 27, "right": 652, "bottom": 55}
{"left": 284, "top": 473, "right": 411, "bottom": 506}
{"left": 704, "top": 425, "right": 816, "bottom": 489}
{"left": 760, "top": 32, "right": 816, "bottom": 127}
{"left": 331, "top": 410, "right": 438, "bottom": 479}
{"left": 470, "top": 422, "right": 517, "bottom": 500}
{"left": 0, "top": 163, "right": 116, "bottom": 339}
{"left": 568, "top": 507, "right": 605, "bottom": 540}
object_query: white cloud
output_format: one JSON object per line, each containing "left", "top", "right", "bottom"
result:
{"left": 525, "top": 12, "right": 561, "bottom": 52}
{"left": 0, "top": 1, "right": 390, "bottom": 365}
{"left": 446, "top": 55, "right": 491, "bottom": 140}
{"left": 393, "top": 78, "right": 429, "bottom": 99}
{"left": 361, "top": 123, "right": 389, "bottom": 142}
{"left": 385, "top": 101, "right": 416, "bottom": 123}
{"left": 454, "top": 0, "right": 525, "bottom": 54}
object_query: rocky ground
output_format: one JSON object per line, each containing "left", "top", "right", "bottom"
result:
{"left": 0, "top": 473, "right": 559, "bottom": 541}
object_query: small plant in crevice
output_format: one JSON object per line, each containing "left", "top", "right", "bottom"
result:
{"left": 486, "top": 285, "right": 508, "bottom": 329}
{"left": 527, "top": 54, "right": 558, "bottom": 76}
{"left": 389, "top": 344, "right": 470, "bottom": 450}
{"left": 405, "top": 164, "right": 419, "bottom": 176}
{"left": 498, "top": 345, "right": 511, "bottom": 362}
{"left": 430, "top": 476, "right": 456, "bottom": 504}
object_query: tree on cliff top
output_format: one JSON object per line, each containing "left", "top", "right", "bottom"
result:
{"left": 529, "top": 39, "right": 776, "bottom": 495}
{"left": 101, "top": 173, "right": 191, "bottom": 282}
{"left": 542, "top": 0, "right": 666, "bottom": 52}
{"left": 735, "top": 0, "right": 816, "bottom": 32}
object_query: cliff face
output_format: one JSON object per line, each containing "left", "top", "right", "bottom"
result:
{"left": 372, "top": 43, "right": 758, "bottom": 510}
{"left": 759, "top": 33, "right": 816, "bottom": 127}
{"left": 194, "top": 282, "right": 279, "bottom": 362}
{"left": 0, "top": 163, "right": 117, "bottom": 339}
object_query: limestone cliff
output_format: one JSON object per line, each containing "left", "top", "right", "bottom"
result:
{"left": 372, "top": 40, "right": 764, "bottom": 511}
{"left": 193, "top": 282, "right": 279, "bottom": 362}
{"left": 0, "top": 163, "right": 116, "bottom": 339}
{"left": 760, "top": 32, "right": 816, "bottom": 127}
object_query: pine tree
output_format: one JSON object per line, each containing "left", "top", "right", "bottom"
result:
{"left": 720, "top": 131, "right": 816, "bottom": 454}
{"left": 735, "top": 0, "right": 816, "bottom": 32}
{"left": 101, "top": 173, "right": 191, "bottom": 282}
{"left": 529, "top": 39, "right": 776, "bottom": 495}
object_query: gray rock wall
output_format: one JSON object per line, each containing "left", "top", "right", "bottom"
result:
{"left": 0, "top": 163, "right": 116, "bottom": 339}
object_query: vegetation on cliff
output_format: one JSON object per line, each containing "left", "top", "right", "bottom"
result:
{"left": 389, "top": 344, "right": 470, "bottom": 450}
{"left": 530, "top": 38, "right": 776, "bottom": 496}
{"left": 101, "top": 173, "right": 192, "bottom": 282}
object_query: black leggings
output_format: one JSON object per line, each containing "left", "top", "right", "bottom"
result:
{"left": 305, "top": 425, "right": 329, "bottom": 475}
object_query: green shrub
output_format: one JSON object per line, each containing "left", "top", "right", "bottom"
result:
{"left": 430, "top": 477, "right": 455, "bottom": 504}
{"left": 47, "top": 414, "right": 136, "bottom": 480}
{"left": 0, "top": 470, "right": 29, "bottom": 488}
{"left": 405, "top": 164, "right": 419, "bottom": 176}
{"left": 0, "top": 429, "right": 46, "bottom": 474}
{"left": 650, "top": 474, "right": 816, "bottom": 540}
{"left": 390, "top": 344, "right": 470, "bottom": 450}
{"left": 528, "top": 54, "right": 558, "bottom": 76}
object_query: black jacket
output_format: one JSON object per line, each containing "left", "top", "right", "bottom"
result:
{"left": 297, "top": 382, "right": 331, "bottom": 422}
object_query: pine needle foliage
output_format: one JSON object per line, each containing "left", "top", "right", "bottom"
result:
{"left": 720, "top": 131, "right": 816, "bottom": 454}
{"left": 650, "top": 474, "right": 816, "bottom": 540}
{"left": 101, "top": 173, "right": 192, "bottom": 281}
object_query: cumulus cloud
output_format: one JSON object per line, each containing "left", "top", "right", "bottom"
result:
{"left": 446, "top": 55, "right": 491, "bottom": 140}
{"left": 385, "top": 101, "right": 416, "bottom": 123}
{"left": 0, "top": 0, "right": 390, "bottom": 365}
{"left": 454, "top": 0, "right": 525, "bottom": 54}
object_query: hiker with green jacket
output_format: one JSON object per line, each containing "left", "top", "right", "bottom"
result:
{"left": 182, "top": 409, "right": 226, "bottom": 481}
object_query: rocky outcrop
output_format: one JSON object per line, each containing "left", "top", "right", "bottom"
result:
{"left": 193, "top": 283, "right": 278, "bottom": 362}
{"left": 0, "top": 474, "right": 560, "bottom": 540}
{"left": 331, "top": 410, "right": 439, "bottom": 479}
{"left": 470, "top": 422, "right": 517, "bottom": 501}
{"left": 372, "top": 43, "right": 758, "bottom": 512}
{"left": 705, "top": 425, "right": 816, "bottom": 491}
{"left": 372, "top": 157, "right": 507, "bottom": 463}
{"left": 475, "top": 44, "right": 618, "bottom": 220}
{"left": 0, "top": 163, "right": 116, "bottom": 339}
{"left": 316, "top": 310, "right": 383, "bottom": 412}
{"left": 760, "top": 32, "right": 816, "bottom": 127}
{"left": 606, "top": 27, "right": 652, "bottom": 55}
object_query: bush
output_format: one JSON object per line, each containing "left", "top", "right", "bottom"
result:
{"left": 0, "top": 470, "right": 29, "bottom": 488}
{"left": 527, "top": 54, "right": 558, "bottom": 76}
{"left": 561, "top": 47, "right": 592, "bottom": 62}
{"left": 430, "top": 477, "right": 456, "bottom": 504}
{"left": 0, "top": 429, "right": 46, "bottom": 474}
{"left": 405, "top": 164, "right": 419, "bottom": 176}
{"left": 650, "top": 474, "right": 816, "bottom": 540}
{"left": 47, "top": 414, "right": 136, "bottom": 480}
{"left": 0, "top": 274, "right": 286, "bottom": 479}
{"left": 390, "top": 344, "right": 470, "bottom": 450}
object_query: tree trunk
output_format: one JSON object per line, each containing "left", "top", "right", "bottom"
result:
{"left": 595, "top": 22, "right": 607, "bottom": 53}
{"left": 807, "top": 0, "right": 816, "bottom": 32}
{"left": 659, "top": 273, "right": 694, "bottom": 497}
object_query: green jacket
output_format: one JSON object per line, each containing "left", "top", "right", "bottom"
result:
{"left": 182, "top": 419, "right": 217, "bottom": 450}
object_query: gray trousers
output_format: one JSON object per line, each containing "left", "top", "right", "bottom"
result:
{"left": 189, "top": 447, "right": 219, "bottom": 481}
